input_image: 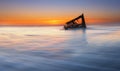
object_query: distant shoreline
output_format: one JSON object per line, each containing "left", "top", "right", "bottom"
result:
{"left": 0, "top": 25, "right": 62, "bottom": 27}
{"left": 0, "top": 23, "right": 120, "bottom": 27}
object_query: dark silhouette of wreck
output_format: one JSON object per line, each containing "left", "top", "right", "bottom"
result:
{"left": 64, "top": 14, "right": 86, "bottom": 30}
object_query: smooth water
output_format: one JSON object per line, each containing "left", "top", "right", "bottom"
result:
{"left": 0, "top": 25, "right": 120, "bottom": 71}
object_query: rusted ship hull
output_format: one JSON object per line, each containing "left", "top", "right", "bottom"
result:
{"left": 64, "top": 14, "right": 86, "bottom": 30}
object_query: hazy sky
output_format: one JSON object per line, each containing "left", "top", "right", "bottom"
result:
{"left": 0, "top": 0, "right": 120, "bottom": 25}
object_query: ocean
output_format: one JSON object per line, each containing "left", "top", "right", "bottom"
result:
{"left": 0, "top": 25, "right": 120, "bottom": 71}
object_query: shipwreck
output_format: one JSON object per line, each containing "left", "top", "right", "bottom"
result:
{"left": 64, "top": 14, "right": 86, "bottom": 30}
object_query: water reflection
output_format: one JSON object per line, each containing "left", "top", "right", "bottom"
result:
{"left": 82, "top": 29, "right": 88, "bottom": 44}
{"left": 0, "top": 26, "right": 120, "bottom": 71}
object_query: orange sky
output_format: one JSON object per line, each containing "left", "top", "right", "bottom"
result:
{"left": 0, "top": 0, "right": 120, "bottom": 26}
{"left": 1, "top": 11, "right": 120, "bottom": 26}
{"left": 1, "top": 14, "right": 119, "bottom": 26}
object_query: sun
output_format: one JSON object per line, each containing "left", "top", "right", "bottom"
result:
{"left": 48, "top": 20, "right": 61, "bottom": 25}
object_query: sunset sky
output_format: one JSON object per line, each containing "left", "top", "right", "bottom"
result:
{"left": 0, "top": 0, "right": 120, "bottom": 26}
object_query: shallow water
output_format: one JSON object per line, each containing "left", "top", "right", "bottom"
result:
{"left": 0, "top": 25, "right": 120, "bottom": 71}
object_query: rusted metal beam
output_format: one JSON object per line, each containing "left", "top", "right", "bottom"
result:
{"left": 64, "top": 14, "right": 86, "bottom": 30}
